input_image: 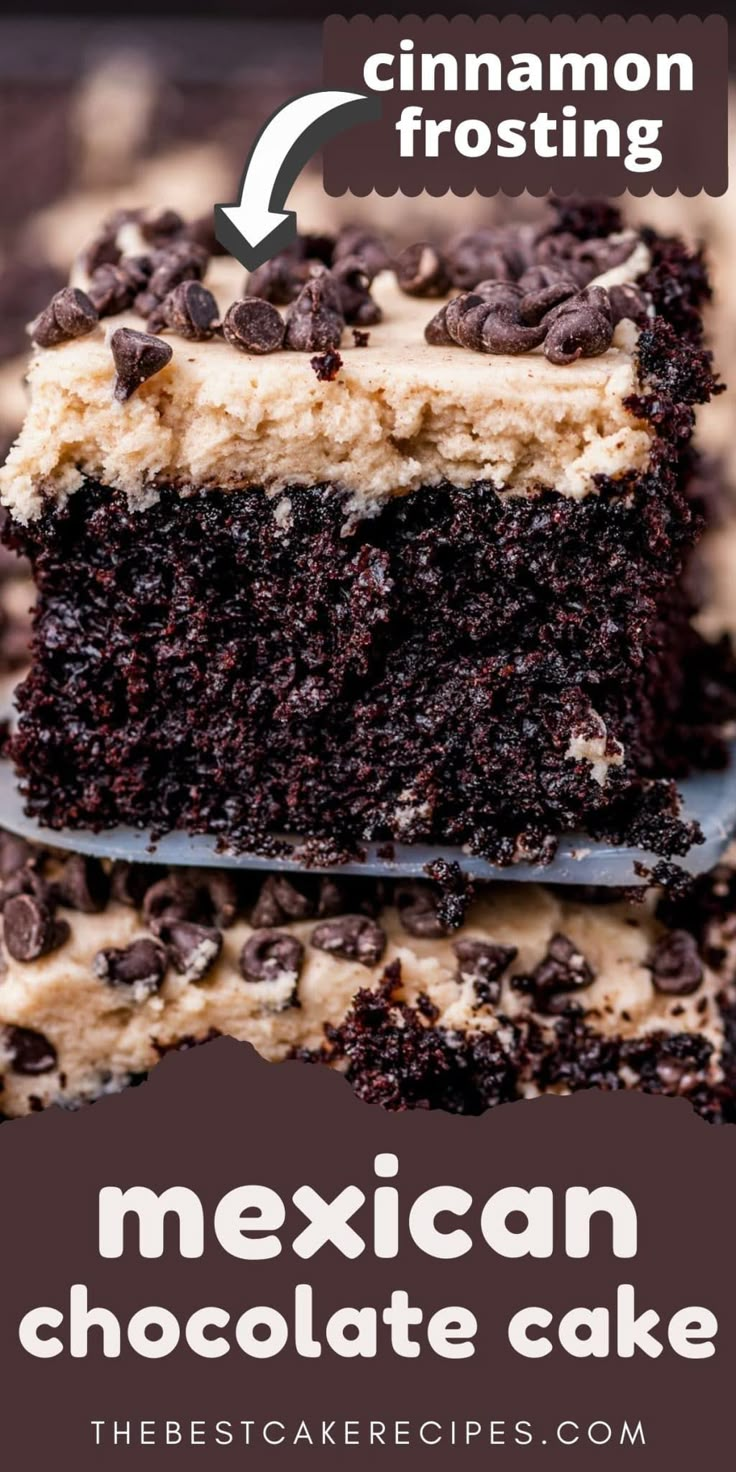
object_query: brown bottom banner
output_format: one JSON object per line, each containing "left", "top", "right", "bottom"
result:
{"left": 0, "top": 1036, "right": 732, "bottom": 1467}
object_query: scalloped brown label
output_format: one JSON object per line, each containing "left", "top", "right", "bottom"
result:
{"left": 322, "top": 15, "right": 728, "bottom": 198}
{"left": 0, "top": 1037, "right": 734, "bottom": 1466}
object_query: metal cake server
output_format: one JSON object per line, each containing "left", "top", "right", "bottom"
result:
{"left": 1, "top": 755, "right": 735, "bottom": 886}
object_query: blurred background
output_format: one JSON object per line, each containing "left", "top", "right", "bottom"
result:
{"left": 0, "top": 11, "right": 734, "bottom": 678}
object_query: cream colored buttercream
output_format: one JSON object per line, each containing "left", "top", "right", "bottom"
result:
{"left": 0, "top": 248, "right": 653, "bottom": 522}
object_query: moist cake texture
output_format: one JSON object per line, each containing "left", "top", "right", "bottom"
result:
{"left": 0, "top": 198, "right": 731, "bottom": 862}
{"left": 0, "top": 830, "right": 731, "bottom": 1122}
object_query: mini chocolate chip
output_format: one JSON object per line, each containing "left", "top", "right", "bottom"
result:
{"left": 0, "top": 866, "right": 53, "bottom": 911}
{"left": 252, "top": 874, "right": 317, "bottom": 928}
{"left": 4, "top": 1025, "right": 57, "bottom": 1075}
{"left": 205, "top": 872, "right": 239, "bottom": 929}
{"left": 453, "top": 937, "right": 518, "bottom": 1006}
{"left": 139, "top": 208, "right": 185, "bottom": 245}
{"left": 30, "top": 287, "right": 99, "bottom": 348}
{"left": 396, "top": 884, "right": 447, "bottom": 939}
{"left": 311, "top": 914, "right": 386, "bottom": 966}
{"left": 155, "top": 280, "right": 219, "bottom": 341}
{"left": 57, "top": 853, "right": 110, "bottom": 913}
{"left": 240, "top": 929, "right": 304, "bottom": 983}
{"left": 111, "top": 861, "right": 161, "bottom": 908}
{"left": 0, "top": 832, "right": 35, "bottom": 880}
{"left": 518, "top": 263, "right": 576, "bottom": 293}
{"left": 518, "top": 277, "right": 577, "bottom": 326}
{"left": 187, "top": 214, "right": 229, "bottom": 256}
{"left": 333, "top": 226, "right": 390, "bottom": 280}
{"left": 445, "top": 228, "right": 516, "bottom": 290}
{"left": 3, "top": 893, "right": 69, "bottom": 962}
{"left": 222, "top": 298, "right": 285, "bottom": 354}
{"left": 316, "top": 877, "right": 352, "bottom": 918}
{"left": 352, "top": 329, "right": 370, "bottom": 347}
{"left": 93, "top": 937, "right": 167, "bottom": 993}
{"left": 444, "top": 290, "right": 486, "bottom": 341}
{"left": 543, "top": 285, "right": 613, "bottom": 365}
{"left": 331, "top": 256, "right": 382, "bottom": 325}
{"left": 453, "top": 299, "right": 495, "bottom": 352}
{"left": 573, "top": 233, "right": 636, "bottom": 278}
{"left": 395, "top": 242, "right": 451, "bottom": 297}
{"left": 110, "top": 328, "right": 173, "bottom": 402}
{"left": 478, "top": 282, "right": 547, "bottom": 354}
{"left": 424, "top": 304, "right": 454, "bottom": 345}
{"left": 81, "top": 227, "right": 122, "bottom": 276}
{"left": 144, "top": 239, "right": 209, "bottom": 303}
{"left": 143, "top": 874, "right": 202, "bottom": 930}
{"left": 649, "top": 930, "right": 703, "bottom": 996}
{"left": 608, "top": 282, "right": 649, "bottom": 327}
{"left": 246, "top": 252, "right": 309, "bottom": 306}
{"left": 311, "top": 349, "right": 343, "bottom": 382}
{"left": 519, "top": 932, "right": 596, "bottom": 1013}
{"left": 159, "top": 920, "right": 222, "bottom": 983}
{"left": 87, "top": 258, "right": 150, "bottom": 316}
{"left": 284, "top": 270, "right": 344, "bottom": 352}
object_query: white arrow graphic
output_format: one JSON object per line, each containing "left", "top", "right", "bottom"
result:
{"left": 215, "top": 89, "right": 381, "bottom": 270}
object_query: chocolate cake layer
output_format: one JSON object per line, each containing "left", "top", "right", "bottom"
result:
{"left": 6, "top": 470, "right": 735, "bottom": 861}
{"left": 0, "top": 829, "right": 731, "bottom": 1122}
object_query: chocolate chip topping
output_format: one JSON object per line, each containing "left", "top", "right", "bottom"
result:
{"left": 396, "top": 883, "right": 448, "bottom": 939}
{"left": 240, "top": 929, "right": 304, "bottom": 984}
{"left": 158, "top": 919, "right": 223, "bottom": 983}
{"left": 93, "top": 937, "right": 167, "bottom": 993}
{"left": 543, "top": 284, "right": 614, "bottom": 365}
{"left": 395, "top": 242, "right": 451, "bottom": 298}
{"left": 222, "top": 299, "right": 285, "bottom": 354}
{"left": 252, "top": 874, "right": 317, "bottom": 927}
{"left": 0, "top": 832, "right": 35, "bottom": 881}
{"left": 4, "top": 1025, "right": 57, "bottom": 1076}
{"left": 333, "top": 226, "right": 390, "bottom": 280}
{"left": 445, "top": 227, "right": 523, "bottom": 290}
{"left": 423, "top": 214, "right": 646, "bottom": 362}
{"left": 30, "top": 286, "right": 99, "bottom": 348}
{"left": 3, "top": 892, "right": 69, "bottom": 962}
{"left": 80, "top": 223, "right": 123, "bottom": 276}
{"left": 246, "top": 252, "right": 310, "bottom": 306}
{"left": 142, "top": 874, "right": 201, "bottom": 930}
{"left": 0, "top": 865, "right": 52, "bottom": 910}
{"left": 110, "top": 328, "right": 173, "bottom": 402}
{"left": 139, "top": 208, "right": 185, "bottom": 245}
{"left": 453, "top": 937, "right": 518, "bottom": 1006}
{"left": 284, "top": 270, "right": 344, "bottom": 352}
{"left": 206, "top": 872, "right": 239, "bottom": 929}
{"left": 311, "top": 914, "right": 386, "bottom": 967}
{"left": 649, "top": 930, "right": 703, "bottom": 996}
{"left": 111, "top": 861, "right": 161, "bottom": 909}
{"left": 57, "top": 853, "right": 110, "bottom": 913}
{"left": 153, "top": 280, "right": 219, "bottom": 341}
{"left": 137, "top": 239, "right": 209, "bottom": 315}
{"left": 515, "top": 932, "right": 596, "bottom": 1013}
{"left": 331, "top": 256, "right": 382, "bottom": 325}
{"left": 87, "top": 258, "right": 151, "bottom": 316}
{"left": 609, "top": 282, "right": 649, "bottom": 327}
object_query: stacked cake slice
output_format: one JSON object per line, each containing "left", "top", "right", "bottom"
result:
{"left": 0, "top": 197, "right": 734, "bottom": 1123}
{"left": 0, "top": 830, "right": 731, "bottom": 1122}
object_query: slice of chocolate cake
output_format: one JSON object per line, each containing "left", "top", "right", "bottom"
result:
{"left": 0, "top": 829, "right": 732, "bottom": 1121}
{"left": 0, "top": 200, "right": 730, "bottom": 863}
